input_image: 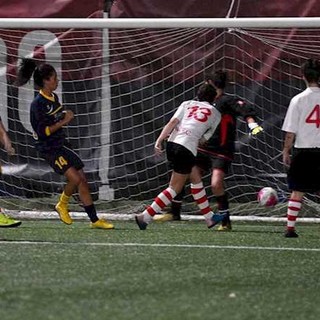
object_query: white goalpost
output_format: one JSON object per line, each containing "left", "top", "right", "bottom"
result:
{"left": 1, "top": 17, "right": 320, "bottom": 222}
{"left": 2, "top": 17, "right": 320, "bottom": 28}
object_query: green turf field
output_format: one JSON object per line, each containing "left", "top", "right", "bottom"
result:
{"left": 1, "top": 220, "right": 320, "bottom": 320}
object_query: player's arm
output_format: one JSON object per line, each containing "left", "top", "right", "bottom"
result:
{"left": 246, "top": 116, "right": 263, "bottom": 135}
{"left": 233, "top": 99, "right": 263, "bottom": 135}
{"left": 281, "top": 97, "right": 299, "bottom": 167}
{"left": 155, "top": 117, "right": 179, "bottom": 155}
{"left": 282, "top": 132, "right": 295, "bottom": 166}
{"left": 48, "top": 94, "right": 74, "bottom": 134}
{"left": 154, "top": 102, "right": 186, "bottom": 154}
{"left": 202, "top": 109, "right": 221, "bottom": 142}
{"left": 199, "top": 107, "right": 221, "bottom": 146}
{"left": 33, "top": 103, "right": 74, "bottom": 139}
{"left": 46, "top": 110, "right": 74, "bottom": 135}
{"left": 0, "top": 120, "right": 15, "bottom": 155}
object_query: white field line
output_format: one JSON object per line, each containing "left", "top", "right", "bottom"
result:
{"left": 4, "top": 210, "right": 320, "bottom": 223}
{"left": 0, "top": 241, "right": 320, "bottom": 252}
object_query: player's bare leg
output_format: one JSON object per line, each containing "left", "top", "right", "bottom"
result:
{"left": 136, "top": 172, "right": 187, "bottom": 229}
{"left": 63, "top": 168, "right": 114, "bottom": 229}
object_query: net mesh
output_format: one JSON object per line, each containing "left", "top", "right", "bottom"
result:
{"left": 0, "top": 25, "right": 319, "bottom": 217}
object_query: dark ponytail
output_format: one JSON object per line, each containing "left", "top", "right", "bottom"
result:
{"left": 197, "top": 83, "right": 217, "bottom": 104}
{"left": 16, "top": 58, "right": 37, "bottom": 86}
{"left": 205, "top": 70, "right": 228, "bottom": 89}
{"left": 16, "top": 58, "right": 56, "bottom": 88}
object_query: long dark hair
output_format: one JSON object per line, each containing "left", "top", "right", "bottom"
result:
{"left": 16, "top": 58, "right": 56, "bottom": 87}
{"left": 205, "top": 70, "right": 228, "bottom": 89}
{"left": 197, "top": 83, "right": 217, "bottom": 104}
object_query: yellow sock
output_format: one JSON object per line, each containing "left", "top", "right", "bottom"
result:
{"left": 59, "top": 191, "right": 70, "bottom": 205}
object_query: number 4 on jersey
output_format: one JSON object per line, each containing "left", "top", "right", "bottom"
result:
{"left": 306, "top": 104, "right": 320, "bottom": 128}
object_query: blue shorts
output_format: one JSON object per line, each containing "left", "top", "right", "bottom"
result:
{"left": 41, "top": 144, "right": 84, "bottom": 175}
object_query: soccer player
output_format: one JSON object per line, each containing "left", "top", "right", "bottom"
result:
{"left": 0, "top": 119, "right": 21, "bottom": 227}
{"left": 282, "top": 58, "right": 320, "bottom": 238}
{"left": 135, "top": 83, "right": 227, "bottom": 230}
{"left": 155, "top": 70, "right": 263, "bottom": 231}
{"left": 17, "top": 59, "right": 114, "bottom": 229}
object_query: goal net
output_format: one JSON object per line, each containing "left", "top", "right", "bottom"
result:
{"left": 0, "top": 18, "right": 319, "bottom": 219}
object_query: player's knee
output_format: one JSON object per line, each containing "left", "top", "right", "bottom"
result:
{"left": 211, "top": 183, "right": 224, "bottom": 195}
{"left": 71, "top": 175, "right": 87, "bottom": 188}
{"left": 79, "top": 176, "right": 88, "bottom": 186}
{"left": 291, "top": 190, "right": 304, "bottom": 201}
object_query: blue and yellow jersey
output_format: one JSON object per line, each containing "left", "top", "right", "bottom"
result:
{"left": 30, "top": 90, "right": 66, "bottom": 152}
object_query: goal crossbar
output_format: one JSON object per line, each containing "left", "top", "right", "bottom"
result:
{"left": 1, "top": 17, "right": 320, "bottom": 29}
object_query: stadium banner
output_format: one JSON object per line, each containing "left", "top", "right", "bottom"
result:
{"left": 110, "top": 0, "right": 320, "bottom": 18}
{"left": 0, "top": 0, "right": 104, "bottom": 198}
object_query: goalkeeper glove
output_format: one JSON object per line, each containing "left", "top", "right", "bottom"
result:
{"left": 248, "top": 122, "right": 263, "bottom": 136}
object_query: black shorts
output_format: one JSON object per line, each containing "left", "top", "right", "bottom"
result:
{"left": 41, "top": 144, "right": 84, "bottom": 175}
{"left": 287, "top": 148, "right": 320, "bottom": 193}
{"left": 166, "top": 142, "right": 195, "bottom": 174}
{"left": 195, "top": 151, "right": 232, "bottom": 174}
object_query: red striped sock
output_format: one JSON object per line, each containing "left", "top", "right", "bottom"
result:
{"left": 144, "top": 187, "right": 177, "bottom": 217}
{"left": 287, "top": 199, "right": 302, "bottom": 231}
{"left": 191, "top": 182, "right": 213, "bottom": 217}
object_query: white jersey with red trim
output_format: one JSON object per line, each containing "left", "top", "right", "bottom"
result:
{"left": 282, "top": 87, "right": 320, "bottom": 148}
{"left": 168, "top": 100, "right": 221, "bottom": 155}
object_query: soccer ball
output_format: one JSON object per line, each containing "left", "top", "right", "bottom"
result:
{"left": 257, "top": 187, "right": 278, "bottom": 207}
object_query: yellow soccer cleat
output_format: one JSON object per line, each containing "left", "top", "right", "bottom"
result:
{"left": 154, "top": 213, "right": 174, "bottom": 222}
{"left": 0, "top": 212, "right": 21, "bottom": 228}
{"left": 91, "top": 219, "right": 114, "bottom": 230}
{"left": 55, "top": 202, "right": 73, "bottom": 225}
{"left": 153, "top": 213, "right": 181, "bottom": 222}
{"left": 217, "top": 223, "right": 232, "bottom": 232}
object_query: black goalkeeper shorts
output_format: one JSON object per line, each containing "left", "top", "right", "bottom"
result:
{"left": 195, "top": 151, "right": 232, "bottom": 174}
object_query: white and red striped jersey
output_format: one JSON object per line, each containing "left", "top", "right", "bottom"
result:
{"left": 282, "top": 87, "right": 320, "bottom": 148}
{"left": 168, "top": 100, "right": 221, "bottom": 155}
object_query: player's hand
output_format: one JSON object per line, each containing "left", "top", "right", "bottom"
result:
{"left": 154, "top": 140, "right": 164, "bottom": 156}
{"left": 199, "top": 137, "right": 208, "bottom": 146}
{"left": 282, "top": 150, "right": 291, "bottom": 167}
{"left": 248, "top": 122, "right": 263, "bottom": 136}
{"left": 62, "top": 110, "right": 74, "bottom": 124}
{"left": 5, "top": 145, "right": 15, "bottom": 156}
{"left": 3, "top": 139, "right": 15, "bottom": 156}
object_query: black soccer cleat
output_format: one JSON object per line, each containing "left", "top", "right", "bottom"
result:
{"left": 206, "top": 213, "right": 228, "bottom": 229}
{"left": 135, "top": 214, "right": 148, "bottom": 230}
{"left": 284, "top": 230, "right": 299, "bottom": 238}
